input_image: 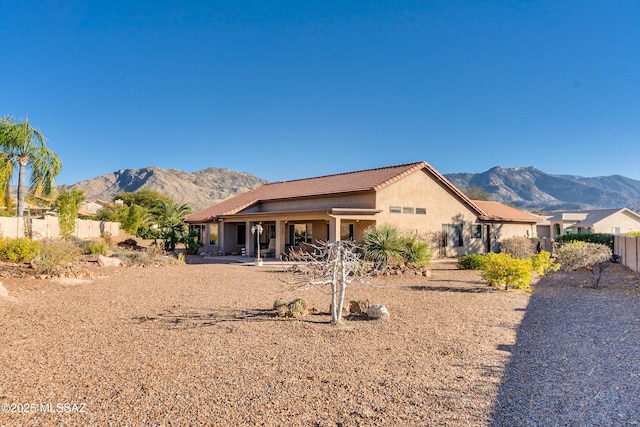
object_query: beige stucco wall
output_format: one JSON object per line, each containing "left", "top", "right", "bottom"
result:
{"left": 251, "top": 193, "right": 375, "bottom": 213}
{"left": 375, "top": 169, "right": 481, "bottom": 256}
{"left": 376, "top": 169, "right": 479, "bottom": 230}
{"left": 594, "top": 211, "right": 640, "bottom": 234}
{"left": 615, "top": 235, "right": 640, "bottom": 273}
{"left": 0, "top": 216, "right": 120, "bottom": 240}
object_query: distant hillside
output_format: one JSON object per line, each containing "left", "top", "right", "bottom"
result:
{"left": 70, "top": 167, "right": 269, "bottom": 211}
{"left": 445, "top": 166, "right": 640, "bottom": 212}
{"left": 68, "top": 164, "right": 640, "bottom": 214}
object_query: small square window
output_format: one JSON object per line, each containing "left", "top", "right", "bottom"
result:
{"left": 402, "top": 207, "right": 414, "bottom": 214}
{"left": 471, "top": 224, "right": 482, "bottom": 239}
{"left": 416, "top": 208, "right": 426, "bottom": 215}
{"left": 390, "top": 206, "right": 401, "bottom": 213}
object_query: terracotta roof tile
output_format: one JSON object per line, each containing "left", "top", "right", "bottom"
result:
{"left": 472, "top": 200, "right": 541, "bottom": 223}
{"left": 186, "top": 162, "right": 430, "bottom": 222}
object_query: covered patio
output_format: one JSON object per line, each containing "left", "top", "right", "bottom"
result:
{"left": 190, "top": 208, "right": 378, "bottom": 259}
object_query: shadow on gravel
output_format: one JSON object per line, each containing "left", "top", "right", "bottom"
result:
{"left": 407, "top": 284, "right": 496, "bottom": 293}
{"left": 489, "top": 274, "right": 640, "bottom": 426}
{"left": 132, "top": 308, "right": 330, "bottom": 329}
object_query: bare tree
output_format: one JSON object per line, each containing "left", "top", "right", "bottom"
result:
{"left": 283, "top": 240, "right": 375, "bottom": 324}
{"left": 554, "top": 241, "right": 612, "bottom": 288}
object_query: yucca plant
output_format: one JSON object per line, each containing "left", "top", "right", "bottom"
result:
{"left": 361, "top": 224, "right": 405, "bottom": 267}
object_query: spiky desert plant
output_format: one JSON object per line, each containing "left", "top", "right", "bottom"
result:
{"left": 361, "top": 224, "right": 405, "bottom": 267}
{"left": 273, "top": 298, "right": 288, "bottom": 317}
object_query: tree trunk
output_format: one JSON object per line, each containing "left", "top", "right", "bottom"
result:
{"left": 330, "top": 247, "right": 340, "bottom": 324}
{"left": 336, "top": 247, "right": 347, "bottom": 324}
{"left": 17, "top": 159, "right": 26, "bottom": 217}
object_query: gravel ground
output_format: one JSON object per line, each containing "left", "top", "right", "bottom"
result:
{"left": 490, "top": 263, "right": 640, "bottom": 427}
{"left": 0, "top": 258, "right": 638, "bottom": 426}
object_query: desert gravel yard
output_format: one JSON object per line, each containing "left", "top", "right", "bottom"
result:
{"left": 1, "top": 258, "right": 639, "bottom": 426}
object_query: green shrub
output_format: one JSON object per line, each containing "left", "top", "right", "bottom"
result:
{"left": 531, "top": 250, "right": 560, "bottom": 276}
{"left": 457, "top": 254, "right": 486, "bottom": 270}
{"left": 480, "top": 252, "right": 533, "bottom": 290}
{"left": 81, "top": 240, "right": 109, "bottom": 255}
{"left": 555, "top": 233, "right": 614, "bottom": 250}
{"left": 181, "top": 229, "right": 203, "bottom": 255}
{"left": 0, "top": 237, "right": 41, "bottom": 262}
{"left": 500, "top": 236, "right": 536, "bottom": 259}
{"left": 402, "top": 234, "right": 432, "bottom": 267}
{"left": 30, "top": 238, "right": 79, "bottom": 274}
{"left": 626, "top": 231, "right": 640, "bottom": 236}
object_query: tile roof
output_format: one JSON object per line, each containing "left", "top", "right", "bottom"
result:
{"left": 186, "top": 161, "right": 477, "bottom": 222}
{"left": 472, "top": 200, "right": 541, "bottom": 223}
{"left": 545, "top": 208, "right": 621, "bottom": 224}
{"left": 544, "top": 208, "right": 640, "bottom": 227}
{"left": 185, "top": 161, "right": 546, "bottom": 224}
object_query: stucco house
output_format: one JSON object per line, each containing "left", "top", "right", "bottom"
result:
{"left": 78, "top": 199, "right": 113, "bottom": 216}
{"left": 537, "top": 208, "right": 640, "bottom": 239}
{"left": 185, "top": 161, "right": 540, "bottom": 258}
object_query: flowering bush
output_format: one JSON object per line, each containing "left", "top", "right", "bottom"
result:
{"left": 531, "top": 250, "right": 560, "bottom": 277}
{"left": 480, "top": 252, "right": 533, "bottom": 291}
{"left": 0, "top": 237, "right": 40, "bottom": 262}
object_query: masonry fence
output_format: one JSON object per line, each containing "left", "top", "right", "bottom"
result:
{"left": 0, "top": 216, "right": 120, "bottom": 240}
{"left": 614, "top": 234, "right": 640, "bottom": 274}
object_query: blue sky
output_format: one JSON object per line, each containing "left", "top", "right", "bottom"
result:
{"left": 1, "top": 0, "right": 639, "bottom": 185}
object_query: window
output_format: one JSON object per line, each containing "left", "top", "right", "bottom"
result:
{"left": 402, "top": 207, "right": 414, "bottom": 214}
{"left": 266, "top": 224, "right": 276, "bottom": 240}
{"left": 416, "top": 208, "right": 426, "bottom": 215}
{"left": 341, "top": 223, "right": 354, "bottom": 240}
{"left": 471, "top": 224, "right": 482, "bottom": 239}
{"left": 612, "top": 227, "right": 621, "bottom": 234}
{"left": 292, "top": 223, "right": 312, "bottom": 245}
{"left": 389, "top": 206, "right": 401, "bottom": 213}
{"left": 442, "top": 224, "right": 463, "bottom": 247}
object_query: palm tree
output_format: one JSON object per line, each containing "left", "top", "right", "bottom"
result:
{"left": 151, "top": 200, "right": 192, "bottom": 251}
{"left": 0, "top": 116, "right": 61, "bottom": 216}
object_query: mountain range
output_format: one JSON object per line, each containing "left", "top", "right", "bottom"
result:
{"left": 445, "top": 166, "right": 640, "bottom": 212}
{"left": 70, "top": 165, "right": 640, "bottom": 213}
{"left": 70, "top": 167, "right": 268, "bottom": 212}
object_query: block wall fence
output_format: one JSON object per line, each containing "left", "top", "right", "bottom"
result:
{"left": 614, "top": 235, "right": 640, "bottom": 274}
{"left": 0, "top": 216, "right": 120, "bottom": 240}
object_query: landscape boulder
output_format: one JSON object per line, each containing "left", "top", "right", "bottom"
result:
{"left": 349, "top": 299, "right": 370, "bottom": 315}
{"left": 0, "top": 281, "right": 8, "bottom": 298}
{"left": 367, "top": 304, "right": 390, "bottom": 320}
{"left": 97, "top": 255, "right": 122, "bottom": 267}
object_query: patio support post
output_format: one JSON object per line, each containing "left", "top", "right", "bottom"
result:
{"left": 328, "top": 216, "right": 341, "bottom": 243}
{"left": 276, "top": 220, "right": 285, "bottom": 259}
{"left": 217, "top": 221, "right": 225, "bottom": 254}
{"left": 245, "top": 221, "right": 253, "bottom": 256}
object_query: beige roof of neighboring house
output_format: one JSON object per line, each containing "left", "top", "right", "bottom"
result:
{"left": 472, "top": 200, "right": 541, "bottom": 223}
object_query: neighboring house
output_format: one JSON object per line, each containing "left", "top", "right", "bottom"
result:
{"left": 78, "top": 199, "right": 112, "bottom": 216}
{"left": 537, "top": 208, "right": 640, "bottom": 239}
{"left": 185, "top": 161, "right": 541, "bottom": 258}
